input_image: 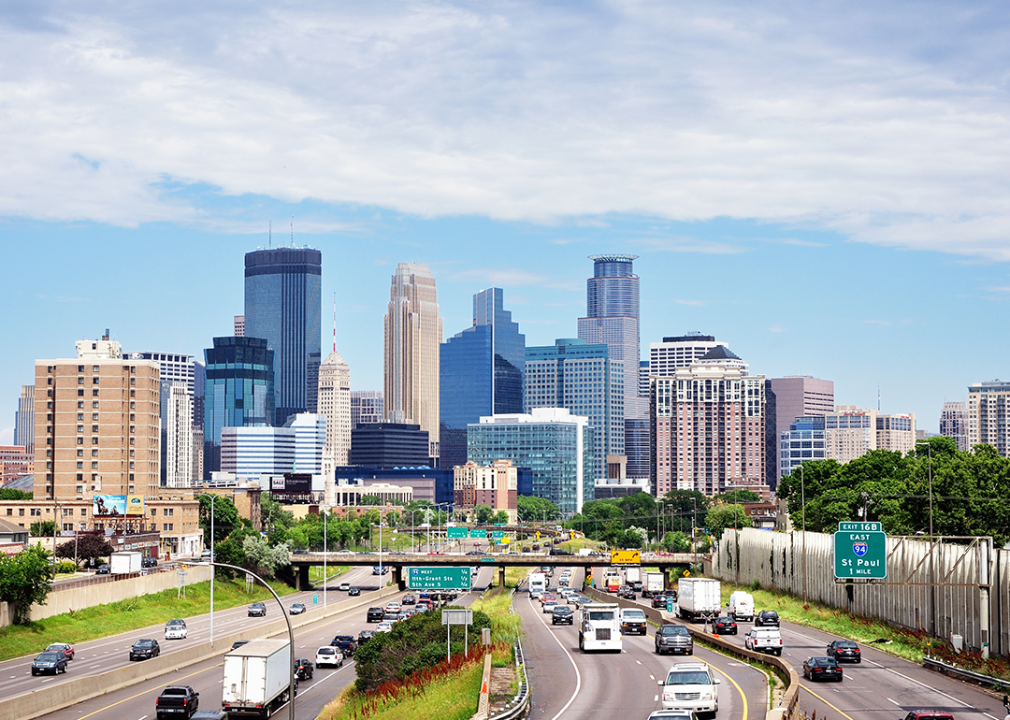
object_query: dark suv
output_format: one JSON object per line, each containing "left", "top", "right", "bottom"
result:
{"left": 755, "top": 610, "right": 780, "bottom": 627}
{"left": 655, "top": 624, "right": 693, "bottom": 655}
{"left": 367, "top": 607, "right": 385, "bottom": 623}
{"left": 130, "top": 639, "right": 161, "bottom": 661}
{"left": 552, "top": 606, "right": 574, "bottom": 625}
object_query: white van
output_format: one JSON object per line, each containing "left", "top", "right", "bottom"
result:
{"left": 728, "top": 591, "right": 754, "bottom": 622}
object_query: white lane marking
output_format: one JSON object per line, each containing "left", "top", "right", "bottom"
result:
{"left": 138, "top": 715, "right": 148, "bottom": 720}
{"left": 887, "top": 699, "right": 901, "bottom": 707}
{"left": 636, "top": 660, "right": 642, "bottom": 665}
{"left": 528, "top": 594, "right": 582, "bottom": 720}
{"left": 88, "top": 663, "right": 102, "bottom": 669}
{"left": 650, "top": 675, "right": 655, "bottom": 680}
{"left": 42, "top": 677, "right": 56, "bottom": 683}
{"left": 654, "top": 695, "right": 659, "bottom": 702}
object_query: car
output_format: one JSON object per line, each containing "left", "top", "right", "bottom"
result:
{"left": 826, "top": 639, "right": 861, "bottom": 663}
{"left": 155, "top": 685, "right": 199, "bottom": 720}
{"left": 315, "top": 646, "right": 344, "bottom": 668}
{"left": 230, "top": 640, "right": 249, "bottom": 650}
{"left": 372, "top": 566, "right": 390, "bottom": 575}
{"left": 414, "top": 603, "right": 430, "bottom": 613}
{"left": 45, "top": 642, "right": 75, "bottom": 660}
{"left": 655, "top": 624, "right": 694, "bottom": 655}
{"left": 647, "top": 712, "right": 696, "bottom": 720}
{"left": 549, "top": 548, "right": 571, "bottom": 555}
{"left": 165, "top": 620, "right": 188, "bottom": 639}
{"left": 367, "top": 607, "right": 385, "bottom": 623}
{"left": 542, "top": 600, "right": 558, "bottom": 613}
{"left": 32, "top": 651, "right": 68, "bottom": 675}
{"left": 383, "top": 612, "right": 401, "bottom": 622}
{"left": 630, "top": 581, "right": 643, "bottom": 593}
{"left": 658, "top": 662, "right": 720, "bottom": 713}
{"left": 552, "top": 606, "right": 574, "bottom": 625}
{"left": 385, "top": 601, "right": 402, "bottom": 614}
{"left": 402, "top": 594, "right": 416, "bottom": 605}
{"left": 142, "top": 557, "right": 158, "bottom": 568}
{"left": 130, "top": 639, "right": 161, "bottom": 661}
{"left": 712, "top": 616, "right": 738, "bottom": 635}
{"left": 338, "top": 582, "right": 351, "bottom": 592}
{"left": 803, "top": 656, "right": 843, "bottom": 682}
{"left": 96, "top": 563, "right": 111, "bottom": 574}
{"left": 294, "top": 658, "right": 314, "bottom": 681}
{"left": 331, "top": 635, "right": 357, "bottom": 657}
{"left": 248, "top": 602, "right": 266, "bottom": 617}
{"left": 376, "top": 621, "right": 393, "bottom": 633}
{"left": 348, "top": 587, "right": 361, "bottom": 597}
{"left": 900, "top": 713, "right": 955, "bottom": 720}
{"left": 289, "top": 603, "right": 307, "bottom": 615}
{"left": 358, "top": 630, "right": 376, "bottom": 644}
{"left": 620, "top": 608, "right": 648, "bottom": 635}
{"left": 755, "top": 610, "right": 780, "bottom": 627}
{"left": 618, "top": 586, "right": 637, "bottom": 600}
{"left": 744, "top": 627, "right": 783, "bottom": 655}
{"left": 653, "top": 594, "right": 673, "bottom": 609}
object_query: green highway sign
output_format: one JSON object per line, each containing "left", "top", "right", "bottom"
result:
{"left": 480, "top": 557, "right": 495, "bottom": 562}
{"left": 448, "top": 527, "right": 468, "bottom": 539}
{"left": 407, "top": 567, "right": 471, "bottom": 590}
{"left": 833, "top": 524, "right": 887, "bottom": 579}
{"left": 470, "top": 529, "right": 485, "bottom": 539}
{"left": 492, "top": 530, "right": 505, "bottom": 539}
{"left": 494, "top": 523, "right": 507, "bottom": 527}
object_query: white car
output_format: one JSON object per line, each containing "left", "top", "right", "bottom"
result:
{"left": 315, "top": 646, "right": 344, "bottom": 668}
{"left": 659, "top": 662, "right": 720, "bottom": 713}
{"left": 384, "top": 601, "right": 401, "bottom": 614}
{"left": 376, "top": 622, "right": 393, "bottom": 633}
{"left": 164, "top": 620, "right": 188, "bottom": 639}
{"left": 338, "top": 582, "right": 351, "bottom": 592}
{"left": 542, "top": 600, "right": 558, "bottom": 613}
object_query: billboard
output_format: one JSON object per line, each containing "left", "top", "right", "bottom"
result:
{"left": 93, "top": 494, "right": 127, "bottom": 517}
{"left": 126, "top": 494, "right": 145, "bottom": 516}
{"left": 271, "top": 473, "right": 312, "bottom": 494}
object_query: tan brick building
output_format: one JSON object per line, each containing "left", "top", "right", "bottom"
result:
{"left": 453, "top": 460, "right": 518, "bottom": 524}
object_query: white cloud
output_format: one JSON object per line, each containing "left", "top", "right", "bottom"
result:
{"left": 2, "top": 2, "right": 1010, "bottom": 258}
{"left": 0, "top": 427, "right": 13, "bottom": 445}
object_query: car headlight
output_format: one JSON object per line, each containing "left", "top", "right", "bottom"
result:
{"left": 702, "top": 693, "right": 713, "bottom": 700}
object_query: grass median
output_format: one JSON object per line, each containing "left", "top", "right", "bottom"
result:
{"left": 0, "top": 578, "right": 296, "bottom": 662}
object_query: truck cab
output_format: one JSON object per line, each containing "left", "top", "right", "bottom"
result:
{"left": 579, "top": 603, "right": 622, "bottom": 653}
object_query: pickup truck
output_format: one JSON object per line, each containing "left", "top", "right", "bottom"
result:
{"left": 156, "top": 686, "right": 200, "bottom": 720}
{"left": 744, "top": 627, "right": 783, "bottom": 656}
{"left": 330, "top": 635, "right": 357, "bottom": 658}
{"left": 620, "top": 608, "right": 648, "bottom": 635}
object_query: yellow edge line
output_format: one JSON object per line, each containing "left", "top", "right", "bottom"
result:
{"left": 801, "top": 683, "right": 857, "bottom": 720}
{"left": 646, "top": 631, "right": 747, "bottom": 720}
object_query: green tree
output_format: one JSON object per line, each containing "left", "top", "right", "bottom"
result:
{"left": 56, "top": 535, "right": 113, "bottom": 567}
{"left": 260, "top": 493, "right": 295, "bottom": 531}
{"left": 212, "top": 536, "right": 247, "bottom": 578}
{"left": 617, "top": 493, "right": 657, "bottom": 535}
{"left": 714, "top": 489, "right": 760, "bottom": 504}
{"left": 0, "top": 488, "right": 31, "bottom": 501}
{"left": 704, "top": 504, "right": 752, "bottom": 540}
{"left": 0, "top": 545, "right": 53, "bottom": 624}
{"left": 196, "top": 494, "right": 242, "bottom": 544}
{"left": 517, "top": 495, "right": 561, "bottom": 523}
{"left": 242, "top": 536, "right": 291, "bottom": 579}
{"left": 359, "top": 494, "right": 382, "bottom": 506}
{"left": 474, "top": 505, "right": 494, "bottom": 524}
{"left": 659, "top": 490, "right": 710, "bottom": 534}
{"left": 491, "top": 510, "right": 511, "bottom": 525}
{"left": 663, "top": 530, "right": 691, "bottom": 553}
{"left": 29, "top": 520, "right": 55, "bottom": 537}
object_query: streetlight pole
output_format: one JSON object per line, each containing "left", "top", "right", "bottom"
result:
{"left": 323, "top": 508, "right": 327, "bottom": 610}
{"left": 210, "top": 494, "right": 215, "bottom": 643}
{"left": 916, "top": 440, "right": 933, "bottom": 539}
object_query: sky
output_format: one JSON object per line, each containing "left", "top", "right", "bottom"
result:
{"left": 2, "top": 1, "right": 1010, "bottom": 442}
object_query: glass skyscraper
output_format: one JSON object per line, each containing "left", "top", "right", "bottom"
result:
{"left": 440, "top": 288, "right": 525, "bottom": 469}
{"left": 203, "top": 336, "right": 275, "bottom": 476}
{"left": 244, "top": 247, "right": 322, "bottom": 426}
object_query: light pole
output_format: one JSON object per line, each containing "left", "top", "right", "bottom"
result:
{"left": 915, "top": 440, "right": 934, "bottom": 539}
{"left": 209, "top": 494, "right": 215, "bottom": 643}
{"left": 799, "top": 464, "right": 807, "bottom": 603}
{"left": 323, "top": 508, "right": 327, "bottom": 610}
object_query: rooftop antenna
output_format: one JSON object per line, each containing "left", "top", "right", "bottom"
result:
{"left": 332, "top": 292, "right": 337, "bottom": 352}
{"left": 290, "top": 216, "right": 294, "bottom": 247}
{"left": 268, "top": 219, "right": 272, "bottom": 248}
{"left": 877, "top": 385, "right": 881, "bottom": 412}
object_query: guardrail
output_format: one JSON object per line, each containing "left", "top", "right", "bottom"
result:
{"left": 923, "top": 656, "right": 1010, "bottom": 690}
{"left": 489, "top": 637, "right": 529, "bottom": 720}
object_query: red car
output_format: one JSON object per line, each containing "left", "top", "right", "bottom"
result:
{"left": 45, "top": 643, "right": 75, "bottom": 661}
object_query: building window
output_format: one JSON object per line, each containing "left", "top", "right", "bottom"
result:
{"left": 93, "top": 365, "right": 100, "bottom": 372}
{"left": 130, "top": 390, "right": 135, "bottom": 398}
{"left": 92, "top": 390, "right": 99, "bottom": 397}
{"left": 77, "top": 425, "right": 84, "bottom": 433}
{"left": 78, "top": 365, "right": 84, "bottom": 372}
{"left": 130, "top": 449, "right": 135, "bottom": 457}
{"left": 92, "top": 462, "right": 98, "bottom": 469}
{"left": 5, "top": 509, "right": 10, "bottom": 516}
{"left": 129, "top": 438, "right": 135, "bottom": 445}
{"left": 130, "top": 414, "right": 135, "bottom": 422}
{"left": 130, "top": 378, "right": 136, "bottom": 386}
{"left": 129, "top": 462, "right": 135, "bottom": 469}
{"left": 78, "top": 389, "right": 84, "bottom": 397}
{"left": 77, "top": 437, "right": 83, "bottom": 445}
{"left": 93, "top": 377, "right": 100, "bottom": 385}
{"left": 77, "top": 462, "right": 83, "bottom": 469}
{"left": 151, "top": 509, "right": 157, "bottom": 516}
{"left": 92, "top": 449, "right": 98, "bottom": 457}
{"left": 130, "top": 402, "right": 135, "bottom": 409}
{"left": 81, "top": 508, "right": 87, "bottom": 516}
{"left": 92, "top": 425, "right": 98, "bottom": 432}
{"left": 19, "top": 508, "right": 25, "bottom": 516}
{"left": 163, "top": 523, "right": 173, "bottom": 532}
{"left": 93, "top": 402, "right": 99, "bottom": 409}
{"left": 93, "top": 413, "right": 99, "bottom": 421}
{"left": 129, "top": 486, "right": 135, "bottom": 494}
{"left": 130, "top": 426, "right": 135, "bottom": 433}
{"left": 164, "top": 508, "right": 174, "bottom": 517}
{"left": 76, "top": 473, "right": 83, "bottom": 481}
{"left": 78, "top": 377, "right": 84, "bottom": 385}
{"left": 92, "top": 437, "right": 99, "bottom": 445}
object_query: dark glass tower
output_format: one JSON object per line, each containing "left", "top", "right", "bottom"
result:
{"left": 439, "top": 287, "right": 526, "bottom": 469}
{"left": 203, "top": 336, "right": 275, "bottom": 476}
{"left": 244, "top": 247, "right": 322, "bottom": 426}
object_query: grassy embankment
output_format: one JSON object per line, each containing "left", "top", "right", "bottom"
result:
{"left": 0, "top": 578, "right": 296, "bottom": 662}
{"left": 319, "top": 583, "right": 523, "bottom": 720}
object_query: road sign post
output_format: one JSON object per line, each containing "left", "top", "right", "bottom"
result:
{"left": 833, "top": 522, "right": 887, "bottom": 579}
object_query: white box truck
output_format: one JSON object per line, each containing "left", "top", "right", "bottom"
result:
{"left": 728, "top": 591, "right": 754, "bottom": 621}
{"left": 624, "top": 567, "right": 642, "bottom": 589}
{"left": 222, "top": 639, "right": 292, "bottom": 719}
{"left": 528, "top": 572, "right": 547, "bottom": 597}
{"left": 643, "top": 571, "right": 666, "bottom": 597}
{"left": 677, "top": 578, "right": 721, "bottom": 622}
{"left": 110, "top": 551, "right": 142, "bottom": 575}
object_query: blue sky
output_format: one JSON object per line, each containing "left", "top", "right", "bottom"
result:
{"left": 2, "top": 1, "right": 1010, "bottom": 441}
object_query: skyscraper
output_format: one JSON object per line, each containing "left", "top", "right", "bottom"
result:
{"left": 165, "top": 383, "right": 193, "bottom": 487}
{"left": 203, "top": 336, "right": 275, "bottom": 476}
{"left": 525, "top": 338, "right": 624, "bottom": 482}
{"left": 244, "top": 247, "right": 322, "bottom": 425}
{"left": 578, "top": 255, "right": 642, "bottom": 419}
{"left": 384, "top": 262, "right": 442, "bottom": 458}
{"left": 940, "top": 401, "right": 969, "bottom": 452}
{"left": 318, "top": 350, "right": 351, "bottom": 478}
{"left": 823, "top": 406, "right": 916, "bottom": 464}
{"left": 351, "top": 391, "right": 384, "bottom": 426}
{"left": 14, "top": 385, "right": 34, "bottom": 456}
{"left": 440, "top": 287, "right": 525, "bottom": 469}
{"left": 967, "top": 381, "right": 1010, "bottom": 456}
{"left": 765, "top": 376, "right": 834, "bottom": 489}
{"left": 127, "top": 351, "right": 195, "bottom": 486}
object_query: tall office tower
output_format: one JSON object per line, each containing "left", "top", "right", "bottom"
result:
{"left": 350, "top": 422, "right": 431, "bottom": 468}
{"left": 203, "top": 336, "right": 275, "bottom": 476}
{"left": 967, "top": 382, "right": 1010, "bottom": 456}
{"left": 244, "top": 247, "right": 322, "bottom": 425}
{"left": 234, "top": 316, "right": 245, "bottom": 337}
{"left": 440, "top": 287, "right": 526, "bottom": 470}
{"left": 823, "top": 406, "right": 916, "bottom": 464}
{"left": 779, "top": 417, "right": 827, "bottom": 479}
{"left": 578, "top": 254, "right": 643, "bottom": 420}
{"left": 351, "top": 391, "right": 384, "bottom": 427}
{"left": 165, "top": 383, "right": 193, "bottom": 487}
{"left": 14, "top": 385, "right": 34, "bottom": 455}
{"left": 318, "top": 350, "right": 351, "bottom": 478}
{"left": 649, "top": 333, "right": 741, "bottom": 376}
{"left": 286, "top": 413, "right": 326, "bottom": 474}
{"left": 525, "top": 338, "right": 624, "bottom": 482}
{"left": 650, "top": 348, "right": 767, "bottom": 498}
{"left": 34, "top": 337, "right": 160, "bottom": 501}
{"left": 384, "top": 262, "right": 442, "bottom": 458}
{"left": 191, "top": 427, "right": 204, "bottom": 481}
{"left": 765, "top": 376, "right": 834, "bottom": 488}
{"left": 940, "top": 401, "right": 969, "bottom": 451}
{"left": 467, "top": 408, "right": 594, "bottom": 515}
{"left": 127, "top": 352, "right": 195, "bottom": 485}
{"left": 193, "top": 361, "right": 206, "bottom": 428}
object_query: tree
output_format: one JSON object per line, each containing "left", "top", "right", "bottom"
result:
{"left": 29, "top": 521, "right": 55, "bottom": 537}
{"left": 660, "top": 490, "right": 710, "bottom": 534}
{"left": 516, "top": 495, "right": 561, "bottom": 523}
{"left": 474, "top": 505, "right": 494, "bottom": 524}
{"left": 704, "top": 504, "right": 752, "bottom": 540}
{"left": 359, "top": 495, "right": 382, "bottom": 506}
{"left": 663, "top": 530, "right": 690, "bottom": 553}
{"left": 242, "top": 536, "right": 291, "bottom": 579}
{"left": 0, "top": 488, "right": 31, "bottom": 501}
{"left": 617, "top": 493, "right": 657, "bottom": 535}
{"left": 260, "top": 493, "right": 294, "bottom": 531}
{"left": 715, "top": 489, "right": 760, "bottom": 504}
{"left": 0, "top": 545, "right": 53, "bottom": 624}
{"left": 196, "top": 494, "right": 241, "bottom": 544}
{"left": 491, "top": 510, "right": 511, "bottom": 525}
{"left": 56, "top": 535, "right": 113, "bottom": 567}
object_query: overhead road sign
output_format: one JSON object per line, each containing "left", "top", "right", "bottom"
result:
{"left": 834, "top": 522, "right": 886, "bottom": 579}
{"left": 470, "top": 529, "right": 485, "bottom": 539}
{"left": 448, "top": 527, "right": 468, "bottom": 539}
{"left": 611, "top": 550, "right": 641, "bottom": 566}
{"left": 407, "top": 567, "right": 471, "bottom": 590}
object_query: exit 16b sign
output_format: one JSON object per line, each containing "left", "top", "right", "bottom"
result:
{"left": 833, "top": 522, "right": 886, "bottom": 579}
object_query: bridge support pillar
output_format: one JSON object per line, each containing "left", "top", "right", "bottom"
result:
{"left": 499, "top": 565, "right": 506, "bottom": 587}
{"left": 392, "top": 565, "right": 406, "bottom": 590}
{"left": 295, "top": 564, "right": 310, "bottom": 591}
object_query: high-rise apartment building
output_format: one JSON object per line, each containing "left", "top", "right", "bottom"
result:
{"left": 34, "top": 337, "right": 160, "bottom": 500}
{"left": 779, "top": 416, "right": 826, "bottom": 479}
{"left": 384, "top": 262, "right": 442, "bottom": 458}
{"left": 244, "top": 247, "right": 322, "bottom": 425}
{"left": 940, "top": 401, "right": 969, "bottom": 452}
{"left": 467, "top": 408, "right": 593, "bottom": 515}
{"left": 823, "top": 406, "right": 916, "bottom": 464}
{"left": 440, "top": 287, "right": 525, "bottom": 470}
{"left": 454, "top": 460, "right": 519, "bottom": 524}
{"left": 165, "top": 384, "right": 193, "bottom": 487}
{"left": 765, "top": 376, "right": 834, "bottom": 488}
{"left": 318, "top": 350, "right": 351, "bottom": 477}
{"left": 967, "top": 382, "right": 1010, "bottom": 456}
{"left": 351, "top": 391, "right": 384, "bottom": 427}
{"left": 651, "top": 348, "right": 766, "bottom": 498}
{"left": 14, "top": 385, "right": 34, "bottom": 456}
{"left": 525, "top": 338, "right": 624, "bottom": 482}
{"left": 203, "top": 336, "right": 275, "bottom": 476}
{"left": 126, "top": 352, "right": 195, "bottom": 486}
{"left": 578, "top": 254, "right": 643, "bottom": 420}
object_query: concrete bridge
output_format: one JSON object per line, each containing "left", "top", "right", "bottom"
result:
{"left": 281, "top": 551, "right": 707, "bottom": 590}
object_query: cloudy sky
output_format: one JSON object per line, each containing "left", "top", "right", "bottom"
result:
{"left": 2, "top": 0, "right": 1010, "bottom": 442}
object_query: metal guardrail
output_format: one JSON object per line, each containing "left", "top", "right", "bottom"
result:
{"left": 924, "top": 656, "right": 1010, "bottom": 689}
